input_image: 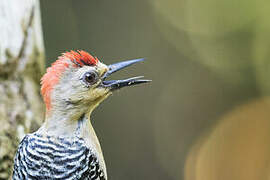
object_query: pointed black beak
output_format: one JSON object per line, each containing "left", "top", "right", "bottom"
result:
{"left": 101, "top": 58, "right": 151, "bottom": 90}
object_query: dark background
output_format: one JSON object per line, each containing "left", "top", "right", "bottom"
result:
{"left": 40, "top": 1, "right": 270, "bottom": 180}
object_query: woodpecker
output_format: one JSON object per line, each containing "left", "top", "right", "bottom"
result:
{"left": 12, "top": 50, "right": 150, "bottom": 180}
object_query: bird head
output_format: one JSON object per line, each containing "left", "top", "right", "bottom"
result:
{"left": 41, "top": 50, "right": 150, "bottom": 117}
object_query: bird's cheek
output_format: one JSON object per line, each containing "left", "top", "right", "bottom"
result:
{"left": 90, "top": 88, "right": 111, "bottom": 100}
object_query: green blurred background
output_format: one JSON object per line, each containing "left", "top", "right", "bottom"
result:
{"left": 40, "top": 1, "right": 270, "bottom": 180}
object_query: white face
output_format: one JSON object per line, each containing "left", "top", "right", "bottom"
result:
{"left": 51, "top": 62, "right": 111, "bottom": 111}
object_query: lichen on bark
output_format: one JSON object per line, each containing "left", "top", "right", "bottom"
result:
{"left": 0, "top": 1, "right": 45, "bottom": 179}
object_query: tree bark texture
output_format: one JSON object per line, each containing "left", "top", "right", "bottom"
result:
{"left": 0, "top": 0, "right": 45, "bottom": 179}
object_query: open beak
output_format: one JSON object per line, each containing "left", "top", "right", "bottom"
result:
{"left": 101, "top": 58, "right": 151, "bottom": 91}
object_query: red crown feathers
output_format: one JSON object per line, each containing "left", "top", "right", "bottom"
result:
{"left": 41, "top": 50, "right": 99, "bottom": 112}
{"left": 60, "top": 50, "right": 99, "bottom": 67}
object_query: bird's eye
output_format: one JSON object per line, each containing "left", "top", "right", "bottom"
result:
{"left": 82, "top": 72, "right": 98, "bottom": 85}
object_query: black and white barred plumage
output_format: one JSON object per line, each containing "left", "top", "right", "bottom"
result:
{"left": 12, "top": 133, "right": 105, "bottom": 180}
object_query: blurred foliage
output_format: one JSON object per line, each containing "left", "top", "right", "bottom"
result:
{"left": 185, "top": 98, "right": 270, "bottom": 180}
{"left": 40, "top": 0, "right": 270, "bottom": 179}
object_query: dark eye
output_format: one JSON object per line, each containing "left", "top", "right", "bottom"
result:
{"left": 82, "top": 72, "right": 98, "bottom": 85}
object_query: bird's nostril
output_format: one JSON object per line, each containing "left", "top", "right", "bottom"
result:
{"left": 100, "top": 68, "right": 109, "bottom": 79}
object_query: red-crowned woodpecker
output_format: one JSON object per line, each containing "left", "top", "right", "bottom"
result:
{"left": 12, "top": 50, "right": 150, "bottom": 180}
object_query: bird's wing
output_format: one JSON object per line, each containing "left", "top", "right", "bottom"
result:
{"left": 12, "top": 133, "right": 106, "bottom": 180}
{"left": 12, "top": 135, "right": 30, "bottom": 180}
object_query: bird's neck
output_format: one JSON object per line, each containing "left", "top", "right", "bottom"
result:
{"left": 39, "top": 105, "right": 94, "bottom": 137}
{"left": 37, "top": 106, "right": 107, "bottom": 179}
{"left": 39, "top": 106, "right": 105, "bottom": 163}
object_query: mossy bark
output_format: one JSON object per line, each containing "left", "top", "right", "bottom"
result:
{"left": 0, "top": 1, "right": 45, "bottom": 179}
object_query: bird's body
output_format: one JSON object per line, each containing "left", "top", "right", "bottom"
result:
{"left": 12, "top": 50, "right": 150, "bottom": 180}
{"left": 13, "top": 132, "right": 105, "bottom": 180}
{"left": 13, "top": 113, "right": 106, "bottom": 180}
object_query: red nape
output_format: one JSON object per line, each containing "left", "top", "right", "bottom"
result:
{"left": 41, "top": 50, "right": 99, "bottom": 112}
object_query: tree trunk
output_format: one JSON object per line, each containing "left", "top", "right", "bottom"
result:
{"left": 0, "top": 0, "right": 45, "bottom": 179}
